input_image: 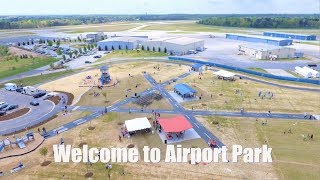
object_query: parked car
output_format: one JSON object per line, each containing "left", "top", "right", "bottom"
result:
{"left": 43, "top": 93, "right": 54, "bottom": 100}
{"left": 0, "top": 103, "right": 8, "bottom": 110}
{"left": 33, "top": 92, "right": 46, "bottom": 98}
{"left": 0, "top": 111, "right": 6, "bottom": 116}
{"left": 0, "top": 102, "right": 5, "bottom": 106}
{"left": 16, "top": 87, "right": 24, "bottom": 92}
{"left": 30, "top": 101, "right": 39, "bottom": 106}
{"left": 94, "top": 55, "right": 102, "bottom": 58}
{"left": 85, "top": 61, "right": 92, "bottom": 64}
{"left": 2, "top": 104, "right": 18, "bottom": 111}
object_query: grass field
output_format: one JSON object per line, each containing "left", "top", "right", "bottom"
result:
{"left": 198, "top": 116, "right": 320, "bottom": 179}
{"left": 97, "top": 50, "right": 167, "bottom": 62}
{"left": 141, "top": 22, "right": 320, "bottom": 35}
{"left": 0, "top": 57, "right": 59, "bottom": 79}
{"left": 58, "top": 24, "right": 139, "bottom": 33}
{"left": 247, "top": 67, "right": 268, "bottom": 73}
{"left": 0, "top": 70, "right": 75, "bottom": 88}
{"left": 172, "top": 71, "right": 320, "bottom": 113}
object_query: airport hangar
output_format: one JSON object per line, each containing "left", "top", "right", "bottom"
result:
{"left": 263, "top": 32, "right": 317, "bottom": 41}
{"left": 238, "top": 44, "right": 297, "bottom": 60}
{"left": 97, "top": 36, "right": 205, "bottom": 55}
{"left": 226, "top": 33, "right": 293, "bottom": 46}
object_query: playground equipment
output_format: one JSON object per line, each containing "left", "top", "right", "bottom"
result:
{"left": 16, "top": 138, "right": 26, "bottom": 149}
{"left": 0, "top": 141, "right": 5, "bottom": 153}
{"left": 100, "top": 65, "right": 111, "bottom": 85}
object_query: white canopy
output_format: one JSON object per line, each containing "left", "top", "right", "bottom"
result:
{"left": 213, "top": 70, "right": 235, "bottom": 78}
{"left": 125, "top": 117, "right": 151, "bottom": 132}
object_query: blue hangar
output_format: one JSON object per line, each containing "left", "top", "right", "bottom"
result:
{"left": 226, "top": 34, "right": 293, "bottom": 46}
{"left": 263, "top": 32, "right": 317, "bottom": 41}
{"left": 97, "top": 37, "right": 146, "bottom": 51}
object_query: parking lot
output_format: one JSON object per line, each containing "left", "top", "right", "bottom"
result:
{"left": 0, "top": 89, "right": 55, "bottom": 134}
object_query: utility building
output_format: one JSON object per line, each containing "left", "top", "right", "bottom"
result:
{"left": 174, "top": 83, "right": 197, "bottom": 98}
{"left": 238, "top": 44, "right": 296, "bottom": 60}
{"left": 97, "top": 37, "right": 146, "bottom": 51}
{"left": 143, "top": 37, "right": 204, "bottom": 55}
{"left": 263, "top": 32, "right": 316, "bottom": 41}
{"left": 226, "top": 34, "right": 293, "bottom": 46}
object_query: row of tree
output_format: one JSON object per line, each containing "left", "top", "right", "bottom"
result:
{"left": 1, "top": 14, "right": 318, "bottom": 29}
{"left": 198, "top": 17, "right": 320, "bottom": 29}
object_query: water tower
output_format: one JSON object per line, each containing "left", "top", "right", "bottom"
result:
{"left": 100, "top": 65, "right": 111, "bottom": 85}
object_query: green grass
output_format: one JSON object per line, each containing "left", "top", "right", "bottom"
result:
{"left": 59, "top": 24, "right": 139, "bottom": 33}
{"left": 298, "top": 41, "right": 320, "bottom": 47}
{"left": 0, "top": 57, "right": 59, "bottom": 79}
{"left": 97, "top": 50, "right": 167, "bottom": 62}
{"left": 0, "top": 70, "right": 74, "bottom": 87}
{"left": 247, "top": 67, "right": 268, "bottom": 73}
{"left": 141, "top": 23, "right": 248, "bottom": 33}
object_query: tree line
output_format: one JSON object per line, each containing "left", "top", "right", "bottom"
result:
{"left": 0, "top": 14, "right": 319, "bottom": 29}
{"left": 198, "top": 16, "right": 320, "bottom": 29}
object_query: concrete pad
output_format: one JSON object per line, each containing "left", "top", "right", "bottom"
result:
{"left": 265, "top": 69, "right": 296, "bottom": 78}
{"left": 157, "top": 128, "right": 200, "bottom": 144}
{"left": 168, "top": 91, "right": 198, "bottom": 103}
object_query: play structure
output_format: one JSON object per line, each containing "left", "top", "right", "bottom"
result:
{"left": 100, "top": 65, "right": 111, "bottom": 85}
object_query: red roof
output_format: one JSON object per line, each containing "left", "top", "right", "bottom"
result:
{"left": 158, "top": 116, "right": 193, "bottom": 133}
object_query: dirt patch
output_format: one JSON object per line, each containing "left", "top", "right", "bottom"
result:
{"left": 48, "top": 96, "right": 61, "bottom": 105}
{"left": 8, "top": 46, "right": 43, "bottom": 57}
{"left": 41, "top": 161, "right": 51, "bottom": 167}
{"left": 127, "top": 144, "right": 135, "bottom": 148}
{"left": 78, "top": 142, "right": 87, "bottom": 147}
{"left": 84, "top": 172, "right": 93, "bottom": 178}
{"left": 87, "top": 126, "right": 95, "bottom": 131}
{"left": 56, "top": 91, "right": 74, "bottom": 105}
{"left": 0, "top": 108, "right": 30, "bottom": 121}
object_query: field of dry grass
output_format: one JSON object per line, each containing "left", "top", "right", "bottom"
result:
{"left": 169, "top": 70, "right": 320, "bottom": 113}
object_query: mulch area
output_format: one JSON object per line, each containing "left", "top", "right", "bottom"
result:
{"left": 41, "top": 161, "right": 52, "bottom": 166}
{"left": 55, "top": 91, "right": 74, "bottom": 105}
{"left": 0, "top": 108, "right": 30, "bottom": 121}
{"left": 84, "top": 172, "right": 93, "bottom": 178}
{"left": 48, "top": 96, "right": 61, "bottom": 105}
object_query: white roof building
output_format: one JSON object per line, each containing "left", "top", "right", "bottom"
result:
{"left": 213, "top": 70, "right": 236, "bottom": 78}
{"left": 125, "top": 117, "right": 151, "bottom": 132}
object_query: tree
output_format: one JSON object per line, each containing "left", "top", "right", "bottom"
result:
{"left": 79, "top": 48, "right": 83, "bottom": 54}
{"left": 118, "top": 45, "right": 121, "bottom": 50}
{"left": 147, "top": 46, "right": 150, "bottom": 51}
{"left": 27, "top": 41, "right": 30, "bottom": 45}
{"left": 49, "top": 63, "right": 55, "bottom": 69}
{"left": 141, "top": 45, "right": 145, "bottom": 51}
{"left": 87, "top": 44, "right": 91, "bottom": 50}
{"left": 62, "top": 54, "right": 66, "bottom": 61}
{"left": 56, "top": 40, "right": 61, "bottom": 47}
{"left": 164, "top": 47, "right": 167, "bottom": 53}
{"left": 39, "top": 39, "right": 43, "bottom": 44}
{"left": 31, "top": 40, "right": 34, "bottom": 45}
{"left": 39, "top": 147, "right": 48, "bottom": 161}
{"left": 98, "top": 46, "right": 102, "bottom": 51}
{"left": 111, "top": 46, "right": 114, "bottom": 50}
{"left": 125, "top": 45, "right": 128, "bottom": 50}
{"left": 47, "top": 40, "right": 53, "bottom": 46}
{"left": 84, "top": 47, "right": 87, "bottom": 52}
{"left": 77, "top": 36, "right": 81, "bottom": 42}
{"left": 91, "top": 44, "right": 94, "bottom": 49}
{"left": 17, "top": 42, "right": 21, "bottom": 46}
{"left": 56, "top": 48, "right": 62, "bottom": 55}
{"left": 158, "top": 47, "right": 161, "bottom": 52}
{"left": 68, "top": 52, "right": 73, "bottom": 58}
{"left": 22, "top": 42, "right": 25, "bottom": 46}
{"left": 152, "top": 47, "right": 155, "bottom": 52}
{"left": 74, "top": 50, "right": 78, "bottom": 56}
{"left": 105, "top": 46, "right": 108, "bottom": 51}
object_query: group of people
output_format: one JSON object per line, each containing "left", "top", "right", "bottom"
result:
{"left": 258, "top": 91, "right": 274, "bottom": 99}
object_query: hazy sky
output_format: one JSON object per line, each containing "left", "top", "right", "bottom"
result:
{"left": 0, "top": 0, "right": 319, "bottom": 15}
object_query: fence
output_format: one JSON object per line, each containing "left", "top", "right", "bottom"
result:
{"left": 168, "top": 56, "right": 320, "bottom": 85}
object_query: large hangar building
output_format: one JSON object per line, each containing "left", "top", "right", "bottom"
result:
{"left": 97, "top": 37, "right": 146, "bottom": 51}
{"left": 263, "top": 32, "right": 316, "bottom": 41}
{"left": 143, "top": 37, "right": 205, "bottom": 55}
{"left": 226, "top": 33, "right": 293, "bottom": 46}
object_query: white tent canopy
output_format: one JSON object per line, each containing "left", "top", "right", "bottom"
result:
{"left": 213, "top": 70, "right": 235, "bottom": 78}
{"left": 125, "top": 117, "right": 151, "bottom": 132}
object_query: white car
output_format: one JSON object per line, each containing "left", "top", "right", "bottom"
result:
{"left": 43, "top": 93, "right": 55, "bottom": 100}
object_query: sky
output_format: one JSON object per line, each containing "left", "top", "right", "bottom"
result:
{"left": 0, "top": 0, "right": 319, "bottom": 15}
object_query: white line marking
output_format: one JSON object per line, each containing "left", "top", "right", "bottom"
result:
{"left": 194, "top": 123, "right": 199, "bottom": 128}
{"left": 72, "top": 106, "right": 80, "bottom": 111}
{"left": 204, "top": 133, "right": 210, "bottom": 139}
